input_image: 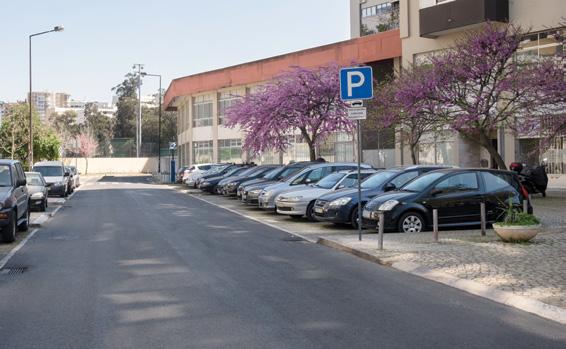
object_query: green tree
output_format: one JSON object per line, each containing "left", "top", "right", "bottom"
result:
{"left": 112, "top": 73, "right": 138, "bottom": 139}
{"left": 49, "top": 110, "right": 80, "bottom": 156}
{"left": 84, "top": 103, "right": 115, "bottom": 156}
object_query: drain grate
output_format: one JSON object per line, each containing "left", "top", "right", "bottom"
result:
{"left": 282, "top": 235, "right": 305, "bottom": 242}
{"left": 0, "top": 266, "right": 28, "bottom": 275}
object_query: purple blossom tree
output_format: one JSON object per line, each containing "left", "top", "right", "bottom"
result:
{"left": 225, "top": 65, "right": 353, "bottom": 161}
{"left": 426, "top": 23, "right": 566, "bottom": 169}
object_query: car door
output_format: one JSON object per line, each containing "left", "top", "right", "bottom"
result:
{"left": 480, "top": 171, "right": 522, "bottom": 222}
{"left": 14, "top": 163, "right": 28, "bottom": 220}
{"left": 424, "top": 172, "right": 482, "bottom": 225}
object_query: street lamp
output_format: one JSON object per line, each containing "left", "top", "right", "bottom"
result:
{"left": 141, "top": 72, "right": 162, "bottom": 173}
{"left": 29, "top": 25, "right": 64, "bottom": 170}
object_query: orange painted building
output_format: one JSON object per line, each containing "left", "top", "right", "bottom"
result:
{"left": 165, "top": 30, "right": 401, "bottom": 166}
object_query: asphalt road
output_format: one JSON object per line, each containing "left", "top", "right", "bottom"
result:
{"left": 0, "top": 175, "right": 564, "bottom": 349}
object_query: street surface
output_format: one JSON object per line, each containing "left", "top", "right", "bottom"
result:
{"left": 0, "top": 175, "right": 564, "bottom": 349}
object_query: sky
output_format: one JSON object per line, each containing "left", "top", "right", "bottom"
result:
{"left": 0, "top": 0, "right": 351, "bottom": 103}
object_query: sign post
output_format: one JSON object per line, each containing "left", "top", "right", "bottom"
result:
{"left": 340, "top": 67, "right": 373, "bottom": 241}
{"left": 169, "top": 142, "right": 177, "bottom": 183}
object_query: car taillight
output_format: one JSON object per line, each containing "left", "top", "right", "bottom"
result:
{"left": 520, "top": 184, "right": 529, "bottom": 200}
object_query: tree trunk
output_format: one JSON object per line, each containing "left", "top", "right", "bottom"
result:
{"left": 85, "top": 157, "right": 89, "bottom": 175}
{"left": 308, "top": 145, "right": 316, "bottom": 161}
{"left": 478, "top": 132, "right": 507, "bottom": 170}
{"left": 410, "top": 143, "right": 418, "bottom": 165}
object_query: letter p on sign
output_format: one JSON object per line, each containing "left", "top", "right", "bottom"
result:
{"left": 340, "top": 67, "right": 374, "bottom": 101}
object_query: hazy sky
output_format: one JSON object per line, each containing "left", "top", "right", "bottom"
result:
{"left": 1, "top": 0, "right": 350, "bottom": 103}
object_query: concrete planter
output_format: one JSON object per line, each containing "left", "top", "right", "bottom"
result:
{"left": 492, "top": 223, "right": 541, "bottom": 242}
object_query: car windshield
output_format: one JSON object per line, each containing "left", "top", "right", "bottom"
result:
{"left": 0, "top": 165, "right": 11, "bottom": 186}
{"left": 277, "top": 166, "right": 303, "bottom": 180}
{"left": 262, "top": 168, "right": 281, "bottom": 179}
{"left": 33, "top": 166, "right": 63, "bottom": 177}
{"left": 26, "top": 175, "right": 43, "bottom": 186}
{"left": 360, "top": 171, "right": 396, "bottom": 189}
{"left": 315, "top": 173, "right": 345, "bottom": 189}
{"left": 401, "top": 172, "right": 445, "bottom": 192}
{"left": 235, "top": 167, "right": 257, "bottom": 177}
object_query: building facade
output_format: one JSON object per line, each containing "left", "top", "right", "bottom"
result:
{"left": 350, "top": 0, "right": 565, "bottom": 174}
{"left": 27, "top": 91, "right": 70, "bottom": 122}
{"left": 164, "top": 31, "right": 402, "bottom": 167}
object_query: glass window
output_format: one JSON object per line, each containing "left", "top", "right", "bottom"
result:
{"left": 434, "top": 173, "right": 479, "bottom": 193}
{"left": 0, "top": 165, "right": 11, "bottom": 186}
{"left": 218, "top": 139, "right": 242, "bottom": 162}
{"left": 33, "top": 166, "right": 63, "bottom": 177}
{"left": 481, "top": 172, "right": 519, "bottom": 193}
{"left": 193, "top": 141, "right": 213, "bottom": 164}
{"left": 360, "top": 171, "right": 396, "bottom": 189}
{"left": 192, "top": 95, "right": 213, "bottom": 127}
{"left": 401, "top": 172, "right": 445, "bottom": 192}
{"left": 389, "top": 171, "right": 419, "bottom": 188}
{"left": 218, "top": 90, "right": 242, "bottom": 125}
{"left": 315, "top": 173, "right": 345, "bottom": 189}
{"left": 26, "top": 174, "right": 44, "bottom": 186}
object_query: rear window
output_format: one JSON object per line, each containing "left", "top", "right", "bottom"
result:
{"left": 27, "top": 175, "right": 43, "bottom": 186}
{"left": 198, "top": 165, "right": 212, "bottom": 171}
{"left": 481, "top": 172, "right": 519, "bottom": 193}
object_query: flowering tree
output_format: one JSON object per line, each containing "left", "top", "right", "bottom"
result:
{"left": 225, "top": 65, "right": 353, "bottom": 161}
{"left": 76, "top": 132, "right": 98, "bottom": 175}
{"left": 426, "top": 24, "right": 566, "bottom": 169}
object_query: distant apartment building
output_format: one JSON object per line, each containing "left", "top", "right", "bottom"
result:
{"left": 27, "top": 91, "right": 70, "bottom": 122}
{"left": 350, "top": 0, "right": 565, "bottom": 175}
{"left": 53, "top": 100, "right": 116, "bottom": 124}
{"left": 164, "top": 31, "right": 402, "bottom": 167}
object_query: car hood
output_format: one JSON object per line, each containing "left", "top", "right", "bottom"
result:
{"left": 365, "top": 191, "right": 419, "bottom": 211}
{"left": 277, "top": 186, "right": 331, "bottom": 201}
{"left": 241, "top": 178, "right": 270, "bottom": 188}
{"left": 244, "top": 180, "right": 279, "bottom": 192}
{"left": 318, "top": 187, "right": 383, "bottom": 202}
{"left": 43, "top": 176, "right": 65, "bottom": 184}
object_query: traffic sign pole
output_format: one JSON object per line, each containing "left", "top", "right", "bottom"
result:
{"left": 357, "top": 119, "right": 363, "bottom": 241}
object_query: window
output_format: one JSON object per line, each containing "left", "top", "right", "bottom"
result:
{"left": 481, "top": 172, "right": 518, "bottom": 193}
{"left": 33, "top": 166, "right": 63, "bottom": 177}
{"left": 193, "top": 141, "right": 213, "bottom": 164}
{"left": 192, "top": 95, "right": 213, "bottom": 127}
{"left": 360, "top": 2, "right": 399, "bottom": 36}
{"left": 0, "top": 165, "right": 11, "bottom": 186}
{"left": 390, "top": 171, "right": 418, "bottom": 188}
{"left": 517, "top": 29, "right": 565, "bottom": 62}
{"left": 218, "top": 90, "right": 242, "bottom": 125}
{"left": 434, "top": 173, "right": 479, "bottom": 193}
{"left": 218, "top": 139, "right": 242, "bottom": 162}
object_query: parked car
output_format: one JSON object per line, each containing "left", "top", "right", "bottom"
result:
{"left": 239, "top": 161, "right": 323, "bottom": 204}
{"left": 275, "top": 169, "right": 376, "bottom": 221}
{"left": 68, "top": 165, "right": 80, "bottom": 188}
{"left": 200, "top": 166, "right": 254, "bottom": 193}
{"left": 258, "top": 162, "right": 372, "bottom": 210}
{"left": 65, "top": 166, "right": 76, "bottom": 193}
{"left": 25, "top": 172, "right": 48, "bottom": 212}
{"left": 218, "top": 165, "right": 281, "bottom": 196}
{"left": 194, "top": 164, "right": 237, "bottom": 188}
{"left": 186, "top": 164, "right": 229, "bottom": 188}
{"left": 362, "top": 168, "right": 532, "bottom": 233}
{"left": 33, "top": 160, "right": 71, "bottom": 197}
{"left": 182, "top": 163, "right": 214, "bottom": 183}
{"left": 176, "top": 166, "right": 189, "bottom": 183}
{"left": 0, "top": 160, "right": 30, "bottom": 243}
{"left": 313, "top": 165, "right": 450, "bottom": 228}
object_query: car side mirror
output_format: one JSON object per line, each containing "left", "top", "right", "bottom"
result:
{"left": 64, "top": 172, "right": 70, "bottom": 177}
{"left": 337, "top": 184, "right": 345, "bottom": 190}
{"left": 384, "top": 183, "right": 396, "bottom": 192}
{"left": 430, "top": 188, "right": 442, "bottom": 196}
{"left": 17, "top": 179, "right": 27, "bottom": 187}
{"left": 304, "top": 178, "right": 313, "bottom": 184}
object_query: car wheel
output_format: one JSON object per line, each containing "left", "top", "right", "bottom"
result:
{"left": 350, "top": 206, "right": 360, "bottom": 229}
{"left": 398, "top": 212, "right": 425, "bottom": 233}
{"left": 18, "top": 208, "right": 30, "bottom": 232}
{"left": 305, "top": 201, "right": 316, "bottom": 222}
{"left": 1, "top": 213, "right": 16, "bottom": 243}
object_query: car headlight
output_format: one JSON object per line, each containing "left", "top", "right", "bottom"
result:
{"left": 284, "top": 196, "right": 303, "bottom": 202}
{"left": 378, "top": 200, "right": 399, "bottom": 211}
{"left": 329, "top": 197, "right": 352, "bottom": 208}
{"left": 56, "top": 181, "right": 65, "bottom": 186}
{"left": 202, "top": 181, "right": 210, "bottom": 186}
{"left": 31, "top": 192, "right": 44, "bottom": 199}
{"left": 260, "top": 190, "right": 272, "bottom": 199}
{"left": 250, "top": 189, "right": 261, "bottom": 195}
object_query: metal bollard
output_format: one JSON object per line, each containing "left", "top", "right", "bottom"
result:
{"left": 378, "top": 212, "right": 384, "bottom": 250}
{"left": 438, "top": 208, "right": 442, "bottom": 241}
{"left": 480, "top": 202, "right": 486, "bottom": 236}
{"left": 523, "top": 199, "right": 528, "bottom": 213}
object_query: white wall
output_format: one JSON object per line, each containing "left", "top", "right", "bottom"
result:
{"left": 63, "top": 157, "right": 159, "bottom": 175}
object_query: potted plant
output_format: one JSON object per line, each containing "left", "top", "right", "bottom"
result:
{"left": 493, "top": 198, "right": 541, "bottom": 242}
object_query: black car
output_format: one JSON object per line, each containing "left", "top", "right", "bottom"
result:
{"left": 362, "top": 168, "right": 532, "bottom": 233}
{"left": 195, "top": 164, "right": 240, "bottom": 188}
{"left": 313, "top": 165, "right": 449, "bottom": 228}
{"left": 0, "top": 160, "right": 30, "bottom": 243}
{"left": 199, "top": 166, "right": 254, "bottom": 193}
{"left": 240, "top": 161, "right": 324, "bottom": 205}
{"left": 219, "top": 165, "right": 281, "bottom": 196}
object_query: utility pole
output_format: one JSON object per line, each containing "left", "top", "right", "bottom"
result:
{"left": 133, "top": 63, "right": 144, "bottom": 157}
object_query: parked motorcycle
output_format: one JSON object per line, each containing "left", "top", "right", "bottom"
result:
{"left": 510, "top": 160, "right": 549, "bottom": 197}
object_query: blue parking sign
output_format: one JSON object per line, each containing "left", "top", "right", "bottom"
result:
{"left": 340, "top": 67, "right": 374, "bottom": 101}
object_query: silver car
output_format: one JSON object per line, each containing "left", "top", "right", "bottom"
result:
{"left": 25, "top": 172, "right": 48, "bottom": 212}
{"left": 258, "top": 162, "right": 372, "bottom": 210}
{"left": 275, "top": 169, "right": 376, "bottom": 220}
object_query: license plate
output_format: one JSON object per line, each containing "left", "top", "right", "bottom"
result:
{"left": 314, "top": 207, "right": 323, "bottom": 214}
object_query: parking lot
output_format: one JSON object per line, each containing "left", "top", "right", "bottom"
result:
{"left": 184, "top": 187, "right": 566, "bottom": 312}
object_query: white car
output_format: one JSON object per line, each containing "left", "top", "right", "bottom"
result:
{"left": 275, "top": 169, "right": 376, "bottom": 220}
{"left": 184, "top": 164, "right": 227, "bottom": 188}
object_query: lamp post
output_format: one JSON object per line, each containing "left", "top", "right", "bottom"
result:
{"left": 133, "top": 64, "right": 144, "bottom": 157}
{"left": 141, "top": 72, "right": 162, "bottom": 173}
{"left": 28, "top": 25, "right": 64, "bottom": 170}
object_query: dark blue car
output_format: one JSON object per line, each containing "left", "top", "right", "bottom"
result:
{"left": 312, "top": 165, "right": 449, "bottom": 228}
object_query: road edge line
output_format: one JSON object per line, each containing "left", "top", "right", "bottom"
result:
{"left": 318, "top": 237, "right": 566, "bottom": 325}
{"left": 0, "top": 229, "right": 39, "bottom": 270}
{"left": 187, "top": 194, "right": 316, "bottom": 243}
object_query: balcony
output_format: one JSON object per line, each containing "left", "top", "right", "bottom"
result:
{"left": 419, "top": 0, "right": 509, "bottom": 38}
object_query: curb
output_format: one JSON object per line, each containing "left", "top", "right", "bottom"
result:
{"left": 30, "top": 214, "right": 49, "bottom": 227}
{"left": 318, "top": 237, "right": 566, "bottom": 325}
